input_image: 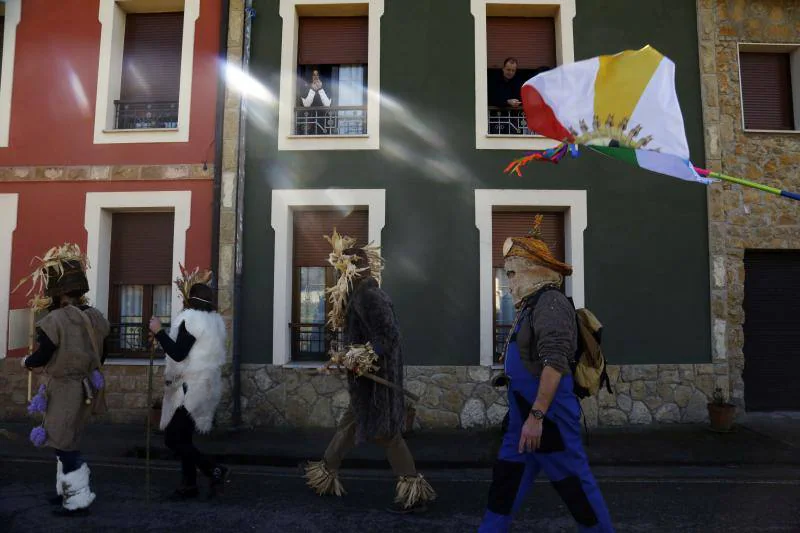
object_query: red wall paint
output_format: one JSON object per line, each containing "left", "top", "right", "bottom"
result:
{"left": 1, "top": 180, "right": 213, "bottom": 315}
{"left": 0, "top": 0, "right": 221, "bottom": 166}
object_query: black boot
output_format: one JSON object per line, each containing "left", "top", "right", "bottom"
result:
{"left": 208, "top": 465, "right": 230, "bottom": 498}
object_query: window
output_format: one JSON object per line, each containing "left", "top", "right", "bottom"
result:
{"left": 295, "top": 17, "right": 368, "bottom": 136}
{"left": 271, "top": 189, "right": 385, "bottom": 365}
{"left": 0, "top": 194, "right": 17, "bottom": 359}
{"left": 475, "top": 189, "right": 586, "bottom": 366}
{"left": 278, "top": 0, "right": 384, "bottom": 151}
{"left": 738, "top": 44, "right": 800, "bottom": 132}
{"left": 93, "top": 0, "right": 200, "bottom": 144}
{"left": 116, "top": 12, "right": 184, "bottom": 130}
{"left": 491, "top": 210, "right": 565, "bottom": 363}
{"left": 291, "top": 209, "right": 368, "bottom": 361}
{"left": 0, "top": 0, "right": 20, "bottom": 148}
{"left": 106, "top": 213, "right": 175, "bottom": 358}
{"left": 471, "top": 0, "right": 575, "bottom": 150}
{"left": 487, "top": 17, "right": 555, "bottom": 136}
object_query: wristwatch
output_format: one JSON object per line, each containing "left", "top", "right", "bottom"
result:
{"left": 530, "top": 408, "right": 545, "bottom": 420}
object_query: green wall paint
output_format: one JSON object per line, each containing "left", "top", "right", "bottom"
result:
{"left": 241, "top": 0, "right": 711, "bottom": 366}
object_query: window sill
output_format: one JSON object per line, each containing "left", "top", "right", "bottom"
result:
{"left": 282, "top": 361, "right": 329, "bottom": 370}
{"left": 104, "top": 357, "right": 166, "bottom": 366}
{"left": 103, "top": 128, "right": 180, "bottom": 133}
{"left": 279, "top": 133, "right": 378, "bottom": 151}
{"left": 288, "top": 134, "right": 370, "bottom": 139}
{"left": 94, "top": 127, "right": 188, "bottom": 144}
{"left": 743, "top": 129, "right": 800, "bottom": 134}
{"left": 477, "top": 134, "right": 560, "bottom": 151}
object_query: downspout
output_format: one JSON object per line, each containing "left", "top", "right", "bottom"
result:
{"left": 211, "top": 0, "right": 230, "bottom": 308}
{"left": 231, "top": 1, "right": 255, "bottom": 427}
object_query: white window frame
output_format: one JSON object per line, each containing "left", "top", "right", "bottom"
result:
{"left": 737, "top": 42, "right": 800, "bottom": 134}
{"left": 271, "top": 189, "right": 385, "bottom": 366}
{"left": 475, "top": 189, "right": 587, "bottom": 366}
{"left": 277, "top": 0, "right": 384, "bottom": 151}
{"left": 472, "top": 0, "right": 576, "bottom": 150}
{"left": 0, "top": 1, "right": 21, "bottom": 148}
{"left": 93, "top": 0, "right": 200, "bottom": 144}
{"left": 84, "top": 192, "right": 192, "bottom": 329}
{"left": 0, "top": 193, "right": 18, "bottom": 359}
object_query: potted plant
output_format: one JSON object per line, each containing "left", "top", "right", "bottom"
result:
{"left": 707, "top": 387, "right": 736, "bottom": 432}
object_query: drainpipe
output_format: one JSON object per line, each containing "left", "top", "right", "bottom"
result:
{"left": 211, "top": 0, "right": 230, "bottom": 309}
{"left": 231, "top": 0, "right": 255, "bottom": 428}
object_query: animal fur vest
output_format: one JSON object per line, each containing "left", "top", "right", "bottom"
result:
{"left": 160, "top": 309, "right": 226, "bottom": 433}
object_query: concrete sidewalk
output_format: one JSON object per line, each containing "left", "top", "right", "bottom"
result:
{"left": 2, "top": 413, "right": 799, "bottom": 468}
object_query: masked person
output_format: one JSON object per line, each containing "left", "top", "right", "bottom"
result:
{"left": 479, "top": 217, "right": 614, "bottom": 532}
{"left": 149, "top": 280, "right": 229, "bottom": 500}
{"left": 303, "top": 230, "right": 436, "bottom": 514}
{"left": 20, "top": 244, "right": 110, "bottom": 517}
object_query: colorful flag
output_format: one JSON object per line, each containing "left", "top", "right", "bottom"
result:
{"left": 518, "top": 45, "right": 713, "bottom": 184}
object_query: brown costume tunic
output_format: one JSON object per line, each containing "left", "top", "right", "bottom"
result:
{"left": 38, "top": 305, "right": 110, "bottom": 451}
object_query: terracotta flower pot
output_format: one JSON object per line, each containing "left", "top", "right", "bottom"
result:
{"left": 707, "top": 402, "right": 736, "bottom": 432}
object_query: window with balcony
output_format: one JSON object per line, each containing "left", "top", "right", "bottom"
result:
{"left": 291, "top": 209, "right": 368, "bottom": 361}
{"left": 295, "top": 16, "right": 368, "bottom": 137}
{"left": 491, "top": 209, "right": 565, "bottom": 363}
{"left": 106, "top": 212, "right": 174, "bottom": 358}
{"left": 93, "top": 0, "right": 199, "bottom": 144}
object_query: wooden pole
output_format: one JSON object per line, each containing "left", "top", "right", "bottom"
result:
{"left": 26, "top": 307, "right": 35, "bottom": 402}
{"left": 145, "top": 331, "right": 155, "bottom": 505}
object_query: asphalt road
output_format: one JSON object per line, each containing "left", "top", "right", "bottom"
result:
{"left": 1, "top": 459, "right": 799, "bottom": 532}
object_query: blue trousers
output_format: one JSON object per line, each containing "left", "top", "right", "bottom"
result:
{"left": 479, "top": 380, "right": 614, "bottom": 532}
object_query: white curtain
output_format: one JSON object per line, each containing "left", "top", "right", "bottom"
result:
{"left": 152, "top": 285, "right": 172, "bottom": 322}
{"left": 334, "top": 65, "right": 366, "bottom": 134}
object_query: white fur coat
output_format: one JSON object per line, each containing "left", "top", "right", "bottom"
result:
{"left": 160, "top": 309, "right": 226, "bottom": 433}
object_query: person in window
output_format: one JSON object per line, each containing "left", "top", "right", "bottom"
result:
{"left": 20, "top": 245, "right": 110, "bottom": 517}
{"left": 489, "top": 57, "right": 523, "bottom": 109}
{"left": 300, "top": 69, "right": 332, "bottom": 108}
{"left": 303, "top": 231, "right": 436, "bottom": 514}
{"left": 479, "top": 217, "right": 614, "bottom": 532}
{"left": 148, "top": 282, "right": 229, "bottom": 501}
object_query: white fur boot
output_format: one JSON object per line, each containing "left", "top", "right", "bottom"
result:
{"left": 61, "top": 463, "right": 95, "bottom": 511}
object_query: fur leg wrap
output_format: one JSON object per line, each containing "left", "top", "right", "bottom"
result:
{"left": 61, "top": 463, "right": 95, "bottom": 510}
{"left": 56, "top": 459, "right": 64, "bottom": 496}
{"left": 395, "top": 474, "right": 437, "bottom": 509}
{"left": 303, "top": 460, "right": 346, "bottom": 497}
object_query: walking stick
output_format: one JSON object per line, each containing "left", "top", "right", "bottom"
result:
{"left": 27, "top": 307, "right": 35, "bottom": 402}
{"left": 145, "top": 330, "right": 155, "bottom": 504}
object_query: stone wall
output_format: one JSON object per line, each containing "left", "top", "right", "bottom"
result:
{"left": 698, "top": 0, "right": 800, "bottom": 410}
{"left": 0, "top": 165, "right": 212, "bottom": 182}
{"left": 2, "top": 360, "right": 719, "bottom": 429}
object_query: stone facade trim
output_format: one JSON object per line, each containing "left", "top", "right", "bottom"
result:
{"left": 0, "top": 193, "right": 18, "bottom": 359}
{"left": 0, "top": 165, "right": 213, "bottom": 182}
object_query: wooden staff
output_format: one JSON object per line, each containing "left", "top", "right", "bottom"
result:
{"left": 26, "top": 307, "right": 35, "bottom": 402}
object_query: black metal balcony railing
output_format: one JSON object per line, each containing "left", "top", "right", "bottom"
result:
{"left": 114, "top": 101, "right": 179, "bottom": 130}
{"left": 294, "top": 106, "right": 367, "bottom": 136}
{"left": 289, "top": 322, "right": 343, "bottom": 362}
{"left": 494, "top": 324, "right": 512, "bottom": 364}
{"left": 105, "top": 322, "right": 169, "bottom": 359}
{"left": 488, "top": 107, "right": 536, "bottom": 136}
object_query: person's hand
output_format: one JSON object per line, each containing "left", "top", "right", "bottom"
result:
{"left": 148, "top": 317, "right": 162, "bottom": 335}
{"left": 312, "top": 79, "right": 323, "bottom": 91}
{"left": 518, "top": 414, "right": 543, "bottom": 453}
{"left": 508, "top": 98, "right": 521, "bottom": 108}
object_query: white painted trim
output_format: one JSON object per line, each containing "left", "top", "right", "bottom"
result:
{"left": 93, "top": 0, "right": 200, "bottom": 144}
{"left": 737, "top": 42, "right": 800, "bottom": 133}
{"left": 471, "top": 0, "right": 575, "bottom": 150}
{"left": 0, "top": 194, "right": 18, "bottom": 359}
{"left": 84, "top": 191, "right": 192, "bottom": 320}
{"left": 475, "top": 189, "right": 587, "bottom": 366}
{"left": 271, "top": 189, "right": 386, "bottom": 365}
{"left": 0, "top": 1, "right": 21, "bottom": 148}
{"left": 277, "top": 0, "right": 383, "bottom": 151}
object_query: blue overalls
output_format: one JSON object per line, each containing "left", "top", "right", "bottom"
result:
{"left": 479, "top": 308, "right": 614, "bottom": 532}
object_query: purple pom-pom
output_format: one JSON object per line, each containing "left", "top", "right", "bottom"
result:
{"left": 27, "top": 384, "right": 47, "bottom": 414}
{"left": 91, "top": 369, "right": 105, "bottom": 390}
{"left": 29, "top": 426, "right": 46, "bottom": 447}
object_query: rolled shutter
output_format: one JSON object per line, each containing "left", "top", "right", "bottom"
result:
{"left": 120, "top": 12, "right": 184, "bottom": 102}
{"left": 487, "top": 17, "right": 556, "bottom": 70}
{"left": 293, "top": 209, "right": 369, "bottom": 267}
{"left": 740, "top": 52, "right": 795, "bottom": 131}
{"left": 110, "top": 212, "right": 175, "bottom": 285}
{"left": 298, "top": 17, "right": 368, "bottom": 65}
{"left": 492, "top": 211, "right": 565, "bottom": 268}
